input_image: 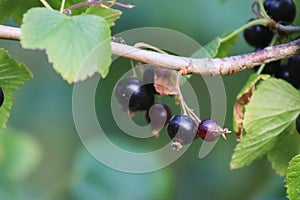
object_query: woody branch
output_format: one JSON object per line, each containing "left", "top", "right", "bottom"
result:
{"left": 0, "top": 24, "right": 300, "bottom": 75}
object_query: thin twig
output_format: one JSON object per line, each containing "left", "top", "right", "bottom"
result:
{"left": 60, "top": 0, "right": 66, "bottom": 13}
{"left": 65, "top": 1, "right": 134, "bottom": 11}
{"left": 39, "top": 0, "right": 53, "bottom": 10}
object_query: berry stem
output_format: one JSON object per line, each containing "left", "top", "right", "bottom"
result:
{"left": 39, "top": 0, "right": 53, "bottom": 10}
{"left": 256, "top": 34, "right": 278, "bottom": 75}
{"left": 176, "top": 70, "right": 201, "bottom": 123}
{"left": 220, "top": 19, "right": 268, "bottom": 43}
{"left": 176, "top": 70, "right": 188, "bottom": 116}
{"left": 275, "top": 24, "right": 300, "bottom": 34}
{"left": 60, "top": 0, "right": 66, "bottom": 13}
{"left": 64, "top": 1, "right": 134, "bottom": 12}
{"left": 130, "top": 59, "right": 137, "bottom": 77}
{"left": 257, "top": 0, "right": 270, "bottom": 19}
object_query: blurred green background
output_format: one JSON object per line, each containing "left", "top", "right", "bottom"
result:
{"left": 1, "top": 0, "right": 300, "bottom": 199}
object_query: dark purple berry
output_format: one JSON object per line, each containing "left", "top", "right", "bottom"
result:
{"left": 197, "top": 119, "right": 227, "bottom": 142}
{"left": 0, "top": 87, "right": 3, "bottom": 107}
{"left": 114, "top": 77, "right": 154, "bottom": 112}
{"left": 244, "top": 24, "right": 273, "bottom": 47}
{"left": 167, "top": 115, "right": 198, "bottom": 150}
{"left": 288, "top": 55, "right": 300, "bottom": 88}
{"left": 264, "top": 0, "right": 296, "bottom": 23}
{"left": 262, "top": 60, "right": 282, "bottom": 75}
{"left": 146, "top": 103, "right": 172, "bottom": 136}
{"left": 296, "top": 114, "right": 300, "bottom": 134}
{"left": 275, "top": 65, "right": 299, "bottom": 88}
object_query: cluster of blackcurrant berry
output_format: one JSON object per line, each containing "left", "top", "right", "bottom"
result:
{"left": 244, "top": 0, "right": 300, "bottom": 89}
{"left": 114, "top": 66, "right": 229, "bottom": 150}
{"left": 244, "top": 0, "right": 300, "bottom": 134}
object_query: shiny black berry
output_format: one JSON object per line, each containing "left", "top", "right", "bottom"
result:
{"left": 0, "top": 87, "right": 3, "bottom": 107}
{"left": 167, "top": 115, "right": 198, "bottom": 150}
{"left": 288, "top": 55, "right": 300, "bottom": 88}
{"left": 296, "top": 114, "right": 300, "bottom": 134}
{"left": 197, "top": 119, "right": 227, "bottom": 142}
{"left": 146, "top": 103, "right": 172, "bottom": 136}
{"left": 243, "top": 25, "right": 274, "bottom": 47}
{"left": 262, "top": 60, "right": 282, "bottom": 75}
{"left": 275, "top": 65, "right": 299, "bottom": 88}
{"left": 114, "top": 77, "right": 154, "bottom": 112}
{"left": 264, "top": 0, "right": 296, "bottom": 23}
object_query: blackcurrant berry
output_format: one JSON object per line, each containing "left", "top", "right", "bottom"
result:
{"left": 0, "top": 87, "right": 3, "bottom": 107}
{"left": 114, "top": 77, "right": 154, "bottom": 112}
{"left": 296, "top": 114, "right": 300, "bottom": 134}
{"left": 243, "top": 24, "right": 274, "bottom": 47}
{"left": 167, "top": 115, "right": 198, "bottom": 150}
{"left": 275, "top": 65, "right": 299, "bottom": 88}
{"left": 145, "top": 103, "right": 172, "bottom": 136}
{"left": 262, "top": 60, "right": 282, "bottom": 75}
{"left": 264, "top": 0, "right": 296, "bottom": 23}
{"left": 143, "top": 66, "right": 158, "bottom": 94}
{"left": 288, "top": 55, "right": 300, "bottom": 88}
{"left": 197, "top": 119, "right": 228, "bottom": 142}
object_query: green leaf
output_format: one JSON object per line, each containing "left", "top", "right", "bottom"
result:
{"left": 267, "top": 124, "right": 300, "bottom": 176}
{"left": 233, "top": 74, "right": 270, "bottom": 138}
{"left": 231, "top": 78, "right": 300, "bottom": 169}
{"left": 85, "top": 5, "right": 122, "bottom": 27}
{"left": 192, "top": 32, "right": 238, "bottom": 58}
{"left": 286, "top": 154, "right": 300, "bottom": 200}
{"left": 21, "top": 8, "right": 112, "bottom": 83}
{"left": 0, "top": 129, "right": 41, "bottom": 182}
{"left": 0, "top": 49, "right": 32, "bottom": 128}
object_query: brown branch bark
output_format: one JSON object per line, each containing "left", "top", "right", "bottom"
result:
{"left": 1, "top": 25, "right": 300, "bottom": 75}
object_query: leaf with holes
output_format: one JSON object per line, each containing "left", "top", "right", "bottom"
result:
{"left": 0, "top": 49, "right": 32, "bottom": 128}
{"left": 231, "top": 78, "right": 300, "bottom": 169}
{"left": 21, "top": 8, "right": 112, "bottom": 83}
